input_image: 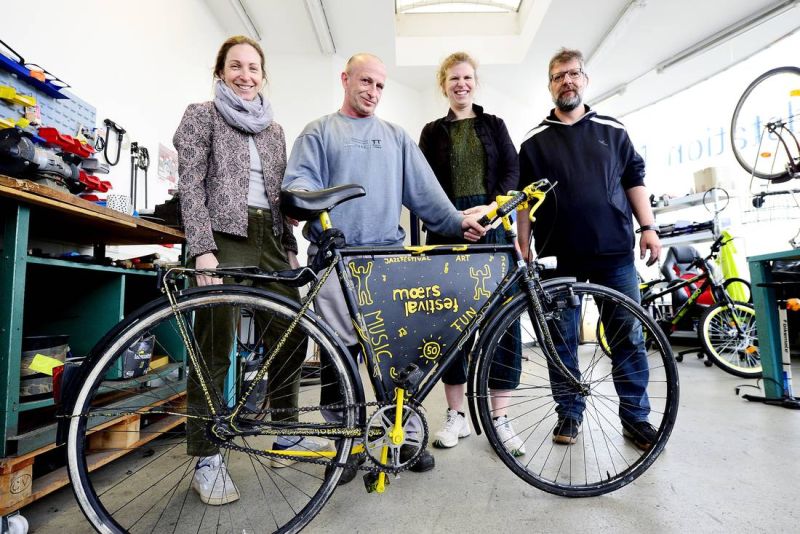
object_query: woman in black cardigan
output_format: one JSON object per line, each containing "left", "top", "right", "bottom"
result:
{"left": 418, "top": 52, "right": 525, "bottom": 457}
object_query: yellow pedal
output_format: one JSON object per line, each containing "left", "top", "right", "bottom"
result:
{"left": 363, "top": 471, "right": 389, "bottom": 493}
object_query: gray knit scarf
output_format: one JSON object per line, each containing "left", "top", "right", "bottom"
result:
{"left": 213, "top": 80, "right": 273, "bottom": 134}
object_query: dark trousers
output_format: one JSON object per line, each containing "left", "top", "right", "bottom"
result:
{"left": 187, "top": 208, "right": 307, "bottom": 456}
{"left": 547, "top": 260, "right": 651, "bottom": 424}
{"left": 427, "top": 194, "right": 522, "bottom": 389}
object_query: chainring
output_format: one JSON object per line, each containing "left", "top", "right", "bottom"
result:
{"left": 363, "top": 403, "right": 428, "bottom": 471}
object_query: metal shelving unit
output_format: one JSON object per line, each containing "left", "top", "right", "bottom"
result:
{"left": 0, "top": 174, "right": 184, "bottom": 456}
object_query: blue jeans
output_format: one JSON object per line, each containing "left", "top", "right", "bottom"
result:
{"left": 546, "top": 261, "right": 650, "bottom": 424}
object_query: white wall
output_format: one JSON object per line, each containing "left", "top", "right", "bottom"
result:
{"left": 623, "top": 31, "right": 800, "bottom": 268}
{"left": 4, "top": 0, "right": 226, "bottom": 212}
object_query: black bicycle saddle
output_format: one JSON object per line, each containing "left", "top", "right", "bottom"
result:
{"left": 281, "top": 184, "right": 366, "bottom": 220}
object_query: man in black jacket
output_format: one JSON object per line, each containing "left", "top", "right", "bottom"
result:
{"left": 517, "top": 48, "right": 661, "bottom": 451}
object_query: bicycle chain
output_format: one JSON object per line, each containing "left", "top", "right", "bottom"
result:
{"left": 212, "top": 399, "right": 430, "bottom": 476}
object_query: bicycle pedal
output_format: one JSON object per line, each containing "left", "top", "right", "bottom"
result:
{"left": 392, "top": 364, "right": 424, "bottom": 393}
{"left": 363, "top": 472, "right": 389, "bottom": 493}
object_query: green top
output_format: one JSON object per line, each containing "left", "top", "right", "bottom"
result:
{"left": 448, "top": 118, "right": 487, "bottom": 199}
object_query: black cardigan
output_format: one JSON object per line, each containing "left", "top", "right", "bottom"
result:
{"left": 418, "top": 104, "right": 519, "bottom": 200}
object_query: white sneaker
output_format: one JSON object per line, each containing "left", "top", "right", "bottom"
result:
{"left": 270, "top": 437, "right": 333, "bottom": 468}
{"left": 494, "top": 416, "right": 526, "bottom": 457}
{"left": 433, "top": 409, "right": 471, "bottom": 448}
{"left": 192, "top": 454, "right": 240, "bottom": 505}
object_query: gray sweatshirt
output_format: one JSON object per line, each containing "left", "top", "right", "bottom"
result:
{"left": 283, "top": 111, "right": 463, "bottom": 246}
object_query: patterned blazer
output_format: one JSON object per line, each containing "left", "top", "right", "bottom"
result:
{"left": 173, "top": 101, "right": 297, "bottom": 259}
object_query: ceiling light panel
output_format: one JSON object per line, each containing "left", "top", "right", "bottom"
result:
{"left": 396, "top": 1, "right": 522, "bottom": 14}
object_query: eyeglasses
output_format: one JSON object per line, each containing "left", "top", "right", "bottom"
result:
{"left": 549, "top": 68, "right": 584, "bottom": 84}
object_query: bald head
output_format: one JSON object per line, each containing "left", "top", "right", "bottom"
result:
{"left": 345, "top": 53, "right": 384, "bottom": 74}
{"left": 341, "top": 53, "right": 386, "bottom": 118}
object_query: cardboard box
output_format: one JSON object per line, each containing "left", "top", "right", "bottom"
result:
{"left": 694, "top": 167, "right": 720, "bottom": 192}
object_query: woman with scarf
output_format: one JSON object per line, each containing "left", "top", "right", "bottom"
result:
{"left": 174, "top": 35, "right": 325, "bottom": 506}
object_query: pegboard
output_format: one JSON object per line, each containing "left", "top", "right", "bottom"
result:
{"left": 0, "top": 67, "right": 96, "bottom": 136}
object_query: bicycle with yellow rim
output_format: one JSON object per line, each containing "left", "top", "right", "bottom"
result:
{"left": 62, "top": 180, "right": 679, "bottom": 534}
{"left": 638, "top": 235, "right": 760, "bottom": 378}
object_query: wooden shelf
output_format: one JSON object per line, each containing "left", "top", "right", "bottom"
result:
{"left": 0, "top": 175, "right": 183, "bottom": 246}
{"left": 1, "top": 173, "right": 186, "bottom": 462}
{"left": 0, "top": 391, "right": 186, "bottom": 515}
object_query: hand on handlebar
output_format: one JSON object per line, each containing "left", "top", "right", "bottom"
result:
{"left": 461, "top": 215, "right": 488, "bottom": 242}
{"left": 462, "top": 202, "right": 497, "bottom": 219}
{"left": 195, "top": 252, "right": 223, "bottom": 286}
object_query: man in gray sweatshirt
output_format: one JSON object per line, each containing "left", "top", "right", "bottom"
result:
{"left": 283, "top": 53, "right": 485, "bottom": 479}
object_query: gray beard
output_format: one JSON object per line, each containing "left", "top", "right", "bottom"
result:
{"left": 555, "top": 93, "right": 581, "bottom": 112}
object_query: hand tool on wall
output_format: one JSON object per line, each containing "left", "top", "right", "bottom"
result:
{"left": 100, "top": 118, "right": 125, "bottom": 166}
{"left": 129, "top": 141, "right": 150, "bottom": 211}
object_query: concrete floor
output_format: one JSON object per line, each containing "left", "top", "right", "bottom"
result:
{"left": 20, "top": 349, "right": 800, "bottom": 534}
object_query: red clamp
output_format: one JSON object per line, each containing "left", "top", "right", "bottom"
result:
{"left": 78, "top": 170, "right": 102, "bottom": 191}
{"left": 38, "top": 126, "right": 95, "bottom": 158}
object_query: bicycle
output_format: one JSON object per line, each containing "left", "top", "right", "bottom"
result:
{"left": 639, "top": 234, "right": 759, "bottom": 378}
{"left": 61, "top": 180, "right": 679, "bottom": 534}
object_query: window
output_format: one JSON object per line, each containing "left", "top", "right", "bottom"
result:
{"left": 396, "top": 1, "right": 522, "bottom": 14}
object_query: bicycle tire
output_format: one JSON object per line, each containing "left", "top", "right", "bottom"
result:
{"left": 722, "top": 277, "right": 752, "bottom": 303}
{"left": 698, "top": 300, "right": 761, "bottom": 378}
{"left": 66, "top": 286, "right": 358, "bottom": 534}
{"left": 475, "top": 282, "right": 678, "bottom": 497}
{"left": 730, "top": 66, "right": 800, "bottom": 182}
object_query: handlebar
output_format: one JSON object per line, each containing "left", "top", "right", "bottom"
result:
{"left": 708, "top": 234, "right": 734, "bottom": 256}
{"left": 477, "top": 179, "right": 555, "bottom": 227}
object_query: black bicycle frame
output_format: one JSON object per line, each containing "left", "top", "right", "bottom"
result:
{"left": 330, "top": 241, "right": 531, "bottom": 403}
{"left": 643, "top": 258, "right": 731, "bottom": 329}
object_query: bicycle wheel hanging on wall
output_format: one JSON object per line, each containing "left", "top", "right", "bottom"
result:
{"left": 66, "top": 287, "right": 359, "bottom": 534}
{"left": 730, "top": 66, "right": 800, "bottom": 183}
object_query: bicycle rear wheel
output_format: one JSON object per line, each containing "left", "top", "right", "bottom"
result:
{"left": 698, "top": 300, "right": 761, "bottom": 378}
{"left": 730, "top": 66, "right": 800, "bottom": 182}
{"left": 66, "top": 286, "right": 358, "bottom": 534}
{"left": 475, "top": 282, "right": 678, "bottom": 497}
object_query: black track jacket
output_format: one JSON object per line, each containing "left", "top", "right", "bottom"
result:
{"left": 518, "top": 106, "right": 645, "bottom": 269}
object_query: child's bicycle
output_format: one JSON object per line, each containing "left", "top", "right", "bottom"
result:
{"left": 639, "top": 234, "right": 759, "bottom": 378}
{"left": 60, "top": 180, "right": 679, "bottom": 534}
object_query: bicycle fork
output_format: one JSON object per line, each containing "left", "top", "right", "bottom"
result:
{"left": 525, "top": 274, "right": 589, "bottom": 395}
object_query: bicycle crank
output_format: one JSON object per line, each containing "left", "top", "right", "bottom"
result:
{"left": 364, "top": 403, "right": 428, "bottom": 471}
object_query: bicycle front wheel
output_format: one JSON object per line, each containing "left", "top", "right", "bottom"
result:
{"left": 722, "top": 277, "right": 752, "bottom": 303}
{"left": 475, "top": 282, "right": 678, "bottom": 497}
{"left": 698, "top": 301, "right": 761, "bottom": 378}
{"left": 730, "top": 66, "right": 800, "bottom": 182}
{"left": 66, "top": 286, "right": 358, "bottom": 534}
